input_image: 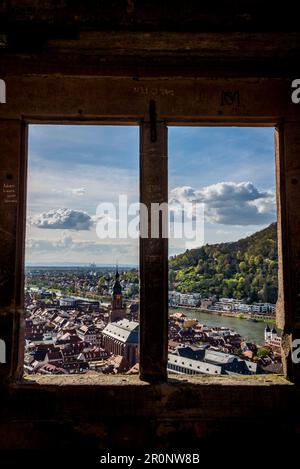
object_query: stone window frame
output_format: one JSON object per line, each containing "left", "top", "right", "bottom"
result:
{"left": 0, "top": 76, "right": 300, "bottom": 385}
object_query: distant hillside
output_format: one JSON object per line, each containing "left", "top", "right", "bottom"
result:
{"left": 169, "top": 223, "right": 278, "bottom": 303}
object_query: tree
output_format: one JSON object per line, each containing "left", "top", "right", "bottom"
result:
{"left": 169, "top": 223, "right": 278, "bottom": 302}
{"left": 256, "top": 347, "right": 270, "bottom": 359}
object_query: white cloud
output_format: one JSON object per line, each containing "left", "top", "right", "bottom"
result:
{"left": 70, "top": 187, "right": 85, "bottom": 196}
{"left": 248, "top": 193, "right": 276, "bottom": 214}
{"left": 26, "top": 233, "right": 99, "bottom": 253}
{"left": 169, "top": 181, "right": 276, "bottom": 226}
{"left": 27, "top": 160, "right": 138, "bottom": 215}
{"left": 26, "top": 233, "right": 74, "bottom": 251}
{"left": 26, "top": 233, "right": 139, "bottom": 265}
{"left": 51, "top": 187, "right": 86, "bottom": 196}
{"left": 29, "top": 208, "right": 93, "bottom": 230}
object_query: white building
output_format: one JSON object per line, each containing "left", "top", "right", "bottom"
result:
{"left": 168, "top": 291, "right": 201, "bottom": 307}
{"left": 251, "top": 303, "right": 276, "bottom": 314}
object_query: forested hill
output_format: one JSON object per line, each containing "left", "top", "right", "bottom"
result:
{"left": 169, "top": 223, "right": 278, "bottom": 303}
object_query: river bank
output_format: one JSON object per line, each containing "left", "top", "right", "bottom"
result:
{"left": 169, "top": 305, "right": 276, "bottom": 324}
{"left": 169, "top": 307, "right": 275, "bottom": 344}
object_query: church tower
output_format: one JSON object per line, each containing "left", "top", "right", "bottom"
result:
{"left": 264, "top": 324, "right": 272, "bottom": 342}
{"left": 112, "top": 267, "right": 122, "bottom": 310}
{"left": 110, "top": 267, "right": 127, "bottom": 322}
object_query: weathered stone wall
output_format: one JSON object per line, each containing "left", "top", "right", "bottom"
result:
{"left": 0, "top": 374, "right": 299, "bottom": 450}
{"left": 1, "top": 1, "right": 300, "bottom": 450}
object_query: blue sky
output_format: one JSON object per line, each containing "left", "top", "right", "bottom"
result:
{"left": 168, "top": 126, "right": 276, "bottom": 255}
{"left": 25, "top": 125, "right": 276, "bottom": 265}
{"left": 26, "top": 125, "right": 140, "bottom": 266}
{"left": 169, "top": 127, "right": 275, "bottom": 189}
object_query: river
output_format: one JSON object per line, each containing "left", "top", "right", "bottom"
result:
{"left": 170, "top": 308, "right": 269, "bottom": 345}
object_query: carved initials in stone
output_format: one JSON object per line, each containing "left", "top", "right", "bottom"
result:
{"left": 221, "top": 90, "right": 240, "bottom": 106}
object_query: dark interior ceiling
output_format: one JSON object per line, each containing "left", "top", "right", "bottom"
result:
{"left": 0, "top": 1, "right": 299, "bottom": 78}
{"left": 0, "top": 1, "right": 298, "bottom": 46}
{"left": 0, "top": 0, "right": 298, "bottom": 34}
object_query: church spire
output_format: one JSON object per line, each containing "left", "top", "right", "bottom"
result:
{"left": 113, "top": 264, "right": 122, "bottom": 295}
{"left": 111, "top": 264, "right": 123, "bottom": 316}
